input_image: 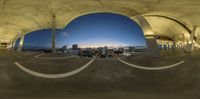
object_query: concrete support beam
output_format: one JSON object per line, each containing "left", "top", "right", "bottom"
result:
{"left": 8, "top": 42, "right": 13, "bottom": 50}
{"left": 11, "top": 37, "right": 18, "bottom": 51}
{"left": 186, "top": 26, "right": 197, "bottom": 53}
{"left": 51, "top": 14, "right": 56, "bottom": 53}
{"left": 161, "top": 43, "right": 165, "bottom": 50}
{"left": 9, "top": 42, "right": 12, "bottom": 50}
{"left": 12, "top": 40, "right": 16, "bottom": 51}
{"left": 17, "top": 35, "right": 25, "bottom": 52}
{"left": 166, "top": 44, "right": 169, "bottom": 51}
{"left": 167, "top": 43, "right": 171, "bottom": 51}
{"left": 135, "top": 15, "right": 160, "bottom": 57}
{"left": 145, "top": 37, "right": 160, "bottom": 57}
{"left": 179, "top": 34, "right": 185, "bottom": 51}
{"left": 172, "top": 36, "right": 176, "bottom": 51}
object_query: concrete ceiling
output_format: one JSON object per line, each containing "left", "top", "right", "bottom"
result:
{"left": 0, "top": 0, "right": 200, "bottom": 43}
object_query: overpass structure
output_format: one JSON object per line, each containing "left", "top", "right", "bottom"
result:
{"left": 1, "top": 1, "right": 200, "bottom": 98}
{"left": 0, "top": 0, "right": 200, "bottom": 55}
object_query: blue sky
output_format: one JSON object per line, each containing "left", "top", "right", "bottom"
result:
{"left": 14, "top": 38, "right": 20, "bottom": 50}
{"left": 22, "top": 13, "right": 146, "bottom": 49}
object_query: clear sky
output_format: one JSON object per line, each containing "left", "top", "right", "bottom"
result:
{"left": 23, "top": 13, "right": 146, "bottom": 49}
{"left": 23, "top": 29, "right": 52, "bottom": 49}
{"left": 14, "top": 38, "right": 20, "bottom": 50}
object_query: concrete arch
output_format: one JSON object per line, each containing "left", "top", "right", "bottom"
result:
{"left": 144, "top": 15, "right": 191, "bottom": 34}
{"left": 16, "top": 12, "right": 146, "bottom": 51}
{"left": 140, "top": 15, "right": 192, "bottom": 41}
{"left": 61, "top": 11, "right": 133, "bottom": 29}
{"left": 15, "top": 12, "right": 194, "bottom": 54}
{"left": 13, "top": 12, "right": 195, "bottom": 44}
{"left": 147, "top": 15, "right": 198, "bottom": 42}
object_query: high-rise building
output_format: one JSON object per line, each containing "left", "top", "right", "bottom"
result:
{"left": 72, "top": 44, "right": 78, "bottom": 50}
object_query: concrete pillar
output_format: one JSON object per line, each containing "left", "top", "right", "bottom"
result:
{"left": 11, "top": 41, "right": 15, "bottom": 50}
{"left": 166, "top": 42, "right": 170, "bottom": 51}
{"left": 163, "top": 44, "right": 166, "bottom": 50}
{"left": 17, "top": 35, "right": 25, "bottom": 52}
{"left": 172, "top": 36, "right": 176, "bottom": 51}
{"left": 51, "top": 14, "right": 56, "bottom": 53}
{"left": 164, "top": 44, "right": 168, "bottom": 50}
{"left": 179, "top": 34, "right": 185, "bottom": 51}
{"left": 161, "top": 43, "right": 165, "bottom": 50}
{"left": 167, "top": 44, "right": 170, "bottom": 51}
{"left": 135, "top": 15, "right": 160, "bottom": 57}
{"left": 12, "top": 38, "right": 17, "bottom": 51}
{"left": 10, "top": 42, "right": 13, "bottom": 50}
{"left": 186, "top": 26, "right": 197, "bottom": 53}
{"left": 8, "top": 42, "right": 13, "bottom": 50}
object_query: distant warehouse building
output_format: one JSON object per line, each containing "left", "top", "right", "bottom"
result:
{"left": 134, "top": 46, "right": 146, "bottom": 52}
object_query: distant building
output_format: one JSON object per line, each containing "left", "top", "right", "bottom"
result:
{"left": 134, "top": 46, "right": 146, "bottom": 52}
{"left": 102, "top": 47, "right": 108, "bottom": 55}
{"left": 107, "top": 49, "right": 115, "bottom": 57}
{"left": 118, "top": 47, "right": 124, "bottom": 52}
{"left": 62, "top": 44, "right": 80, "bottom": 56}
{"left": 123, "top": 51, "right": 132, "bottom": 56}
{"left": 62, "top": 45, "right": 68, "bottom": 51}
{"left": 84, "top": 47, "right": 93, "bottom": 52}
{"left": 124, "top": 46, "right": 135, "bottom": 52}
{"left": 72, "top": 44, "right": 78, "bottom": 50}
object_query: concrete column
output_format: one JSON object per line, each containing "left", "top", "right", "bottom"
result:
{"left": 8, "top": 42, "right": 13, "bottom": 50}
{"left": 12, "top": 39, "right": 17, "bottom": 51}
{"left": 135, "top": 15, "right": 160, "bottom": 57}
{"left": 186, "top": 26, "right": 197, "bottom": 53}
{"left": 163, "top": 44, "right": 166, "bottom": 50}
{"left": 11, "top": 41, "right": 15, "bottom": 50}
{"left": 180, "top": 34, "right": 185, "bottom": 50}
{"left": 166, "top": 42, "right": 170, "bottom": 51}
{"left": 164, "top": 44, "right": 167, "bottom": 50}
{"left": 172, "top": 36, "right": 176, "bottom": 51}
{"left": 167, "top": 44, "right": 170, "bottom": 51}
{"left": 10, "top": 42, "right": 13, "bottom": 50}
{"left": 51, "top": 14, "right": 56, "bottom": 53}
{"left": 161, "top": 43, "right": 165, "bottom": 50}
{"left": 17, "top": 35, "right": 25, "bottom": 52}
{"left": 170, "top": 45, "right": 173, "bottom": 51}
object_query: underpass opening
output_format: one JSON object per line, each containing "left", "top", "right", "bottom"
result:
{"left": 18, "top": 12, "right": 148, "bottom": 59}
{"left": 57, "top": 12, "right": 147, "bottom": 59}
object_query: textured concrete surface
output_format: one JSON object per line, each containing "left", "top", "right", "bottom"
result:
{"left": 1, "top": 0, "right": 200, "bottom": 43}
{"left": 1, "top": 49, "right": 200, "bottom": 99}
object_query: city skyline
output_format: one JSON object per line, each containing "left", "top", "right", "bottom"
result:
{"left": 63, "top": 43, "right": 145, "bottom": 49}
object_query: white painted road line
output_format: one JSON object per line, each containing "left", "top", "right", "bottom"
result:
{"left": 34, "top": 53, "right": 44, "bottom": 58}
{"left": 118, "top": 58, "right": 185, "bottom": 70}
{"left": 34, "top": 53, "right": 75, "bottom": 60}
{"left": 14, "top": 59, "right": 94, "bottom": 79}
